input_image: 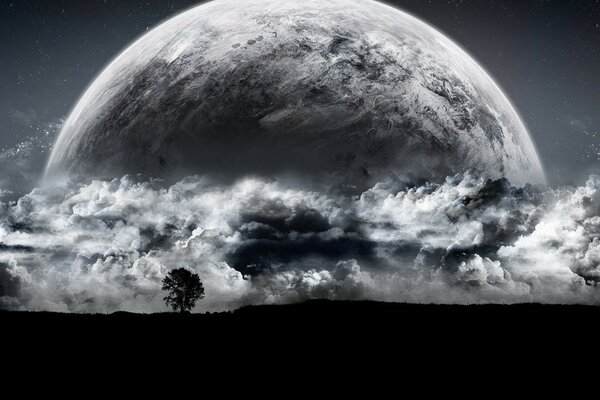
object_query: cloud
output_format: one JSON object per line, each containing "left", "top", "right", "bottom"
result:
{"left": 0, "top": 173, "right": 599, "bottom": 312}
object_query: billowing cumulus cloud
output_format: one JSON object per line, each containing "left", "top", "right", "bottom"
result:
{"left": 0, "top": 173, "right": 599, "bottom": 312}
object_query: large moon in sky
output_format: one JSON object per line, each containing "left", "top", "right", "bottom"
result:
{"left": 45, "top": 0, "right": 545, "bottom": 187}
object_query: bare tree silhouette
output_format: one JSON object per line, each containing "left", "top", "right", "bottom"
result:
{"left": 162, "top": 268, "right": 205, "bottom": 313}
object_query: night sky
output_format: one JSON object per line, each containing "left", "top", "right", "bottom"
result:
{"left": 1, "top": 0, "right": 599, "bottom": 185}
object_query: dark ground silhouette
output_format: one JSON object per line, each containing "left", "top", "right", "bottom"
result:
{"left": 2, "top": 300, "right": 598, "bottom": 379}
{"left": 3, "top": 300, "right": 599, "bottom": 340}
{"left": 3, "top": 300, "right": 595, "bottom": 393}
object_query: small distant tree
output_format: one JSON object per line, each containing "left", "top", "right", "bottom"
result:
{"left": 162, "top": 268, "right": 205, "bottom": 313}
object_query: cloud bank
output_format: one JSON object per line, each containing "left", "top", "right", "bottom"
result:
{"left": 1, "top": 173, "right": 599, "bottom": 312}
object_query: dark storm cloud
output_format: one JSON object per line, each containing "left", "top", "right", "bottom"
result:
{"left": 0, "top": 261, "right": 21, "bottom": 298}
{"left": 227, "top": 235, "right": 376, "bottom": 275}
{"left": 229, "top": 205, "right": 375, "bottom": 274}
{"left": 0, "top": 173, "right": 599, "bottom": 312}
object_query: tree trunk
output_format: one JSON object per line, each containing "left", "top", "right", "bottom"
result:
{"left": 179, "top": 294, "right": 186, "bottom": 313}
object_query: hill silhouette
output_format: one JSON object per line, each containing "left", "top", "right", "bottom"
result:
{"left": 3, "top": 300, "right": 598, "bottom": 376}
{"left": 3, "top": 300, "right": 598, "bottom": 339}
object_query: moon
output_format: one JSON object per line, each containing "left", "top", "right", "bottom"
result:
{"left": 45, "top": 0, "right": 545, "bottom": 187}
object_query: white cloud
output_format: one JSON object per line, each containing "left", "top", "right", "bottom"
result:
{"left": 1, "top": 173, "right": 599, "bottom": 312}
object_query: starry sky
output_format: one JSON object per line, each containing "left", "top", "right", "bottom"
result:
{"left": 1, "top": 0, "right": 599, "bottom": 185}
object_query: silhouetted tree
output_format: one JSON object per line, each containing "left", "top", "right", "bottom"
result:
{"left": 162, "top": 268, "right": 205, "bottom": 313}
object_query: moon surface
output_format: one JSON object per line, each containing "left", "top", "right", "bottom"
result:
{"left": 45, "top": 0, "right": 545, "bottom": 187}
